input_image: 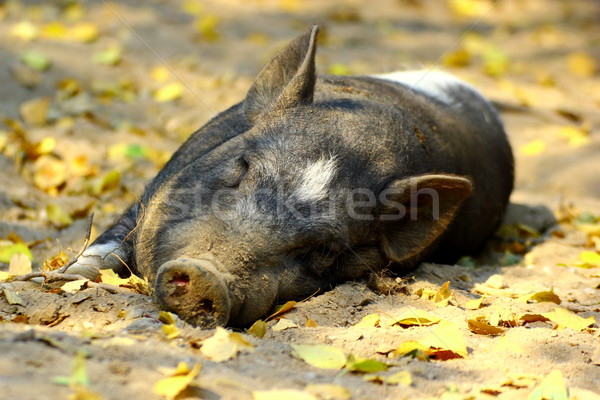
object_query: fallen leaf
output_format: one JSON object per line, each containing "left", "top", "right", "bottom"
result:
{"left": 11, "top": 63, "right": 42, "bottom": 89}
{"left": 9, "top": 252, "right": 32, "bottom": 275}
{"left": 465, "top": 296, "right": 484, "bottom": 310}
{"left": 420, "top": 321, "right": 468, "bottom": 358}
{"left": 345, "top": 355, "right": 388, "bottom": 373}
{"left": 541, "top": 308, "right": 595, "bottom": 331}
{"left": 11, "top": 21, "right": 38, "bottom": 41}
{"left": 272, "top": 318, "right": 298, "bottom": 331}
{"left": 153, "top": 362, "right": 201, "bottom": 400}
{"left": 61, "top": 279, "right": 89, "bottom": 294}
{"left": 247, "top": 319, "right": 267, "bottom": 338}
{"left": 90, "top": 170, "right": 121, "bottom": 196}
{"left": 3, "top": 289, "right": 26, "bottom": 306}
{"left": 517, "top": 290, "right": 561, "bottom": 305}
{"left": 327, "top": 63, "right": 351, "bottom": 76}
{"left": 391, "top": 309, "right": 441, "bottom": 327}
{"left": 385, "top": 370, "right": 412, "bottom": 386}
{"left": 291, "top": 344, "right": 347, "bottom": 370}
{"left": 528, "top": 370, "right": 568, "bottom": 400}
{"left": 93, "top": 47, "right": 122, "bottom": 66}
{"left": 567, "top": 52, "right": 597, "bottom": 78}
{"left": 448, "top": 0, "right": 490, "bottom": 17}
{"left": 53, "top": 350, "right": 90, "bottom": 387}
{"left": 195, "top": 15, "right": 220, "bottom": 42}
{"left": 559, "top": 126, "right": 590, "bottom": 147}
{"left": 266, "top": 300, "right": 297, "bottom": 321}
{"left": 305, "top": 317, "right": 318, "bottom": 327}
{"left": 153, "top": 82, "right": 184, "bottom": 102}
{"left": 520, "top": 140, "right": 546, "bottom": 156}
{"left": 47, "top": 203, "right": 73, "bottom": 228}
{"left": 32, "top": 155, "right": 67, "bottom": 191}
{"left": 253, "top": 390, "right": 316, "bottom": 400}
{"left": 305, "top": 383, "right": 350, "bottom": 399}
{"left": 99, "top": 269, "right": 129, "bottom": 287}
{"left": 201, "top": 327, "right": 254, "bottom": 362}
{"left": 467, "top": 318, "right": 506, "bottom": 335}
{"left": 393, "top": 341, "right": 430, "bottom": 361}
{"left": 20, "top": 50, "right": 51, "bottom": 71}
{"left": 151, "top": 66, "right": 171, "bottom": 83}
{"left": 576, "top": 251, "right": 600, "bottom": 268}
{"left": 0, "top": 242, "right": 33, "bottom": 263}
{"left": 19, "top": 97, "right": 50, "bottom": 126}
{"left": 70, "top": 23, "right": 99, "bottom": 43}
{"left": 353, "top": 313, "right": 380, "bottom": 328}
{"left": 442, "top": 47, "right": 471, "bottom": 67}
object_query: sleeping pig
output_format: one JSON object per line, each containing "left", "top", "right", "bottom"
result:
{"left": 67, "top": 26, "right": 513, "bottom": 327}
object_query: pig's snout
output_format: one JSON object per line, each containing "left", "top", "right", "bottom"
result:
{"left": 154, "top": 258, "right": 232, "bottom": 328}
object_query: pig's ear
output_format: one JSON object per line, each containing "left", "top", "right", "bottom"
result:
{"left": 377, "top": 174, "right": 473, "bottom": 264}
{"left": 244, "top": 25, "right": 319, "bottom": 122}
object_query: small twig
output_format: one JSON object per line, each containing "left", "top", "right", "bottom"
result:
{"left": 44, "top": 273, "right": 90, "bottom": 283}
{"left": 87, "top": 282, "right": 133, "bottom": 295}
{"left": 57, "top": 212, "right": 94, "bottom": 274}
{"left": 12, "top": 272, "right": 45, "bottom": 282}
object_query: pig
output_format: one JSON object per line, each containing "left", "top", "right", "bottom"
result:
{"left": 66, "top": 26, "right": 513, "bottom": 327}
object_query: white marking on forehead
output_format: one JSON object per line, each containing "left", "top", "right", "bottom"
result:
{"left": 373, "top": 70, "right": 476, "bottom": 105}
{"left": 294, "top": 157, "right": 338, "bottom": 202}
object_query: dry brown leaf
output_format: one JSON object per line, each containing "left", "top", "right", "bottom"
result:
{"left": 467, "top": 318, "right": 506, "bottom": 335}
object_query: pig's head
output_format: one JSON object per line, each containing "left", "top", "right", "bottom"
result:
{"left": 135, "top": 26, "right": 473, "bottom": 327}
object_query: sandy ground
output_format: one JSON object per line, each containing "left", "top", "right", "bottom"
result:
{"left": 0, "top": 0, "right": 599, "bottom": 399}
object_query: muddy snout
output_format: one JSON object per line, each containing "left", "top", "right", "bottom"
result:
{"left": 154, "top": 257, "right": 233, "bottom": 328}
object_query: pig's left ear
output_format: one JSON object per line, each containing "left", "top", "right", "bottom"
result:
{"left": 377, "top": 174, "right": 473, "bottom": 264}
{"left": 244, "top": 25, "right": 319, "bottom": 122}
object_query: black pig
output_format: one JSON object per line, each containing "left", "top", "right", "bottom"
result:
{"left": 67, "top": 26, "right": 513, "bottom": 327}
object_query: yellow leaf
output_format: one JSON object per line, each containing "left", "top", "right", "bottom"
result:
{"left": 0, "top": 271, "right": 14, "bottom": 282}
{"left": 151, "top": 66, "right": 171, "bottom": 83}
{"left": 195, "top": 15, "right": 220, "bottom": 42}
{"left": 577, "top": 251, "right": 600, "bottom": 268}
{"left": 153, "top": 363, "right": 201, "bottom": 400}
{"left": 559, "top": 126, "right": 590, "bottom": 147}
{"left": 346, "top": 355, "right": 388, "bottom": 373}
{"left": 420, "top": 321, "right": 468, "bottom": 358}
{"left": 90, "top": 170, "right": 121, "bottom": 196}
{"left": 70, "top": 23, "right": 99, "bottom": 43}
{"left": 467, "top": 318, "right": 506, "bottom": 336}
{"left": 181, "top": 0, "right": 203, "bottom": 15}
{"left": 26, "top": 82, "right": 55, "bottom": 111}
{"left": 201, "top": 327, "right": 253, "bottom": 362}
{"left": 353, "top": 313, "right": 380, "bottom": 328}
{"left": 40, "top": 22, "right": 68, "bottom": 40}
{"left": 20, "top": 50, "right": 51, "bottom": 71}
{"left": 47, "top": 203, "right": 73, "bottom": 228}
{"left": 305, "top": 317, "right": 318, "bottom": 327}
{"left": 567, "top": 52, "right": 597, "bottom": 78}
{"left": 93, "top": 47, "right": 121, "bottom": 66}
{"left": 517, "top": 290, "right": 561, "bottom": 305}
{"left": 442, "top": 47, "right": 471, "bottom": 68}
{"left": 528, "top": 370, "right": 568, "bottom": 400}
{"left": 393, "top": 341, "right": 430, "bottom": 361}
{"left": 99, "top": 269, "right": 129, "bottom": 287}
{"left": 386, "top": 370, "right": 413, "bottom": 386}
{"left": 61, "top": 279, "right": 89, "bottom": 294}
{"left": 153, "top": 82, "right": 184, "bottom": 102}
{"left": 391, "top": 309, "right": 441, "bottom": 327}
{"left": 266, "top": 300, "right": 297, "bottom": 321}
{"left": 465, "top": 296, "right": 484, "bottom": 310}
{"left": 272, "top": 318, "right": 298, "bottom": 331}
{"left": 159, "top": 311, "right": 177, "bottom": 325}
{"left": 1, "top": 242, "right": 33, "bottom": 263}
{"left": 32, "top": 155, "right": 67, "bottom": 191}
{"left": 291, "top": 344, "right": 347, "bottom": 369}
{"left": 448, "top": 0, "right": 491, "bottom": 17}
{"left": 162, "top": 324, "right": 180, "bottom": 340}
{"left": 305, "top": 384, "right": 350, "bottom": 399}
{"left": 253, "top": 390, "right": 316, "bottom": 400}
{"left": 541, "top": 308, "right": 595, "bottom": 331}
{"left": 433, "top": 281, "right": 453, "bottom": 306}
{"left": 520, "top": 140, "right": 546, "bottom": 156}
{"left": 3, "top": 289, "right": 26, "bottom": 306}
{"left": 247, "top": 320, "right": 267, "bottom": 338}
{"left": 9, "top": 252, "right": 32, "bottom": 275}
{"left": 11, "top": 21, "right": 39, "bottom": 41}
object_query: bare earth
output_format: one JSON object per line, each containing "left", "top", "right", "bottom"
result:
{"left": 0, "top": 1, "right": 599, "bottom": 399}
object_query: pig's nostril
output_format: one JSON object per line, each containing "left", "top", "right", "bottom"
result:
{"left": 170, "top": 273, "right": 190, "bottom": 287}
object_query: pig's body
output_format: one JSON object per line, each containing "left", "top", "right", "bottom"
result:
{"left": 68, "top": 27, "right": 513, "bottom": 327}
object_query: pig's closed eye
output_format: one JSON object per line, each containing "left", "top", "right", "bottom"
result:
{"left": 224, "top": 157, "right": 249, "bottom": 188}
{"left": 295, "top": 244, "right": 340, "bottom": 273}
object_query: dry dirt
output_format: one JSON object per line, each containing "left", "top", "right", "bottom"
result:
{"left": 0, "top": 1, "right": 599, "bottom": 399}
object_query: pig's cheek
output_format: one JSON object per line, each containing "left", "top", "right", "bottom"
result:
{"left": 228, "top": 273, "right": 278, "bottom": 325}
